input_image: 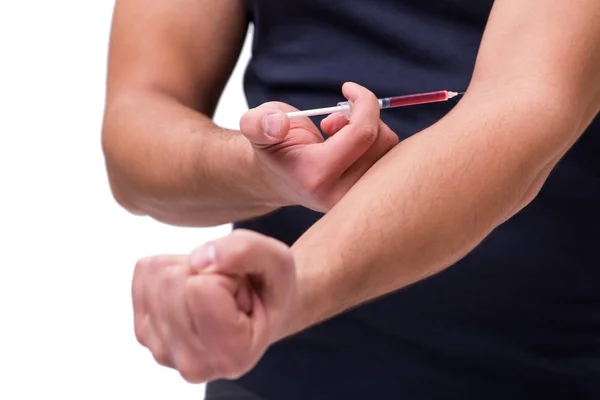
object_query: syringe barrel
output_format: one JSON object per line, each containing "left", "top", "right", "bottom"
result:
{"left": 338, "top": 92, "right": 448, "bottom": 113}
{"left": 384, "top": 91, "right": 449, "bottom": 108}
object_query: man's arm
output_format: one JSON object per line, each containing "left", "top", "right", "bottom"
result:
{"left": 102, "top": 0, "right": 280, "bottom": 226}
{"left": 102, "top": 0, "right": 398, "bottom": 227}
{"left": 284, "top": 0, "right": 600, "bottom": 338}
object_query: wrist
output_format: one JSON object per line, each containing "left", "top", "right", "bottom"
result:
{"left": 271, "top": 241, "right": 336, "bottom": 342}
{"left": 247, "top": 146, "right": 295, "bottom": 210}
{"left": 209, "top": 130, "right": 289, "bottom": 211}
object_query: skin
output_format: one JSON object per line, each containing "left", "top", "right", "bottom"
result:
{"left": 110, "top": 0, "right": 600, "bottom": 385}
{"left": 101, "top": 0, "right": 397, "bottom": 227}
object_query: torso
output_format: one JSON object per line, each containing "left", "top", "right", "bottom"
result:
{"left": 229, "top": 1, "right": 600, "bottom": 398}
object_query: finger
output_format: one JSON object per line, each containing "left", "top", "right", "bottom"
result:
{"left": 320, "top": 112, "right": 349, "bottom": 137}
{"left": 156, "top": 266, "right": 214, "bottom": 378}
{"left": 189, "top": 243, "right": 253, "bottom": 314}
{"left": 341, "top": 120, "right": 399, "bottom": 184}
{"left": 236, "top": 277, "right": 254, "bottom": 315}
{"left": 132, "top": 258, "right": 151, "bottom": 346}
{"left": 176, "top": 274, "right": 245, "bottom": 383}
{"left": 176, "top": 353, "right": 213, "bottom": 384}
{"left": 145, "top": 265, "right": 174, "bottom": 364}
{"left": 137, "top": 254, "right": 188, "bottom": 268}
{"left": 144, "top": 261, "right": 191, "bottom": 368}
{"left": 132, "top": 255, "right": 187, "bottom": 345}
{"left": 191, "top": 230, "right": 293, "bottom": 298}
{"left": 133, "top": 255, "right": 190, "bottom": 368}
{"left": 239, "top": 102, "right": 295, "bottom": 147}
{"left": 185, "top": 274, "right": 257, "bottom": 379}
{"left": 159, "top": 266, "right": 201, "bottom": 351}
{"left": 146, "top": 318, "right": 173, "bottom": 367}
{"left": 185, "top": 274, "right": 247, "bottom": 341}
{"left": 317, "top": 82, "right": 381, "bottom": 174}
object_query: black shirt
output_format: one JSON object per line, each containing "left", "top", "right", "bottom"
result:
{"left": 230, "top": 0, "right": 600, "bottom": 398}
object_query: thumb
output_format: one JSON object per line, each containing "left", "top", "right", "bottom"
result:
{"left": 188, "top": 241, "right": 253, "bottom": 314}
{"left": 189, "top": 242, "right": 216, "bottom": 271}
{"left": 190, "top": 232, "right": 289, "bottom": 274}
{"left": 189, "top": 230, "right": 293, "bottom": 303}
{"left": 239, "top": 103, "right": 291, "bottom": 147}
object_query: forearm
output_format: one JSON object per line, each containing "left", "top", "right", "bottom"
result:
{"left": 279, "top": 0, "right": 600, "bottom": 339}
{"left": 285, "top": 86, "right": 596, "bottom": 338}
{"left": 102, "top": 92, "right": 281, "bottom": 227}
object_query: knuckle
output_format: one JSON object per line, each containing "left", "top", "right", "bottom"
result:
{"left": 134, "top": 331, "right": 145, "bottom": 347}
{"left": 356, "top": 125, "right": 378, "bottom": 145}
{"left": 223, "top": 369, "right": 246, "bottom": 380}
{"left": 385, "top": 132, "right": 399, "bottom": 148}
{"left": 131, "top": 279, "right": 142, "bottom": 300}
{"left": 210, "top": 357, "right": 228, "bottom": 379}
{"left": 272, "top": 251, "right": 297, "bottom": 286}
{"left": 135, "top": 257, "right": 154, "bottom": 274}
{"left": 280, "top": 248, "right": 296, "bottom": 271}
{"left": 228, "top": 240, "right": 253, "bottom": 263}
{"left": 353, "top": 87, "right": 378, "bottom": 106}
{"left": 133, "top": 320, "right": 147, "bottom": 345}
{"left": 303, "top": 171, "right": 330, "bottom": 195}
{"left": 231, "top": 348, "right": 250, "bottom": 370}
{"left": 151, "top": 347, "right": 171, "bottom": 367}
{"left": 261, "top": 101, "right": 282, "bottom": 109}
{"left": 265, "top": 240, "right": 294, "bottom": 272}
{"left": 161, "top": 267, "right": 179, "bottom": 287}
{"left": 179, "top": 368, "right": 207, "bottom": 384}
{"left": 214, "top": 355, "right": 245, "bottom": 380}
{"left": 177, "top": 358, "right": 209, "bottom": 383}
{"left": 148, "top": 333, "right": 172, "bottom": 367}
{"left": 364, "top": 90, "right": 379, "bottom": 104}
{"left": 131, "top": 279, "right": 147, "bottom": 313}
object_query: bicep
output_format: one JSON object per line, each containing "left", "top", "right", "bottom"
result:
{"left": 105, "top": 0, "right": 248, "bottom": 115}
{"left": 469, "top": 0, "right": 600, "bottom": 126}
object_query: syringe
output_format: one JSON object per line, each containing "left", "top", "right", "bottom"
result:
{"left": 286, "top": 90, "right": 463, "bottom": 119}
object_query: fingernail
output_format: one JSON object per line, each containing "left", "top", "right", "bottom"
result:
{"left": 189, "top": 243, "right": 215, "bottom": 271}
{"left": 263, "top": 113, "right": 283, "bottom": 140}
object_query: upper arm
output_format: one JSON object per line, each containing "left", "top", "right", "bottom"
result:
{"left": 105, "top": 0, "right": 248, "bottom": 115}
{"left": 468, "top": 0, "right": 600, "bottom": 128}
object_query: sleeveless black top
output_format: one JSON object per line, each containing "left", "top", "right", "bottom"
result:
{"left": 231, "top": 1, "right": 600, "bottom": 398}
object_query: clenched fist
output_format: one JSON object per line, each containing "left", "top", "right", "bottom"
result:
{"left": 132, "top": 229, "right": 297, "bottom": 383}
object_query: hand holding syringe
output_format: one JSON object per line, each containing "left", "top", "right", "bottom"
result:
{"left": 286, "top": 90, "right": 463, "bottom": 119}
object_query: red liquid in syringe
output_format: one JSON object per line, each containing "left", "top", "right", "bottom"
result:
{"left": 382, "top": 90, "right": 458, "bottom": 108}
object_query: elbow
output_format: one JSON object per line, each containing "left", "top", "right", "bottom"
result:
{"left": 105, "top": 168, "right": 147, "bottom": 217}
{"left": 101, "top": 112, "right": 146, "bottom": 216}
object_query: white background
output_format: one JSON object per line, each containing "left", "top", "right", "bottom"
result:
{"left": 0, "top": 1, "right": 252, "bottom": 398}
